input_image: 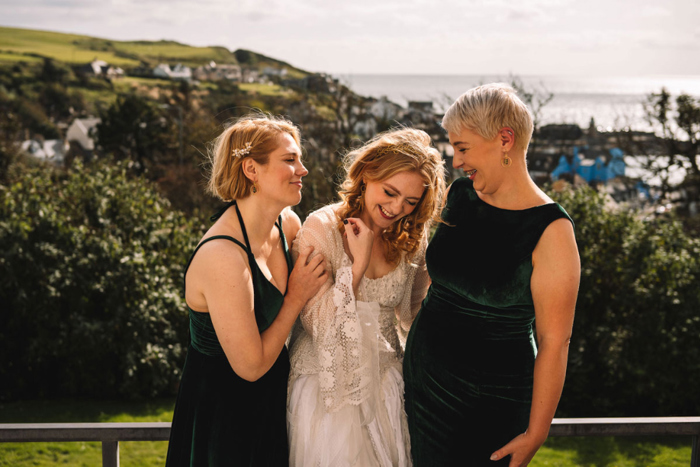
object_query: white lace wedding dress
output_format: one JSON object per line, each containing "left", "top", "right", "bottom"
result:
{"left": 287, "top": 204, "right": 430, "bottom": 467}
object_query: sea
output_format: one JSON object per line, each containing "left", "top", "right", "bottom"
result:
{"left": 337, "top": 74, "right": 700, "bottom": 132}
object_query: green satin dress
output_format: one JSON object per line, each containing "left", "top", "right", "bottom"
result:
{"left": 166, "top": 202, "right": 291, "bottom": 467}
{"left": 404, "top": 177, "right": 573, "bottom": 466}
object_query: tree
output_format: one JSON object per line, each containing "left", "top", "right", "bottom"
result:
{"left": 622, "top": 88, "right": 700, "bottom": 208}
{"left": 0, "top": 160, "right": 204, "bottom": 399}
{"left": 0, "top": 91, "right": 22, "bottom": 182}
{"left": 96, "top": 94, "right": 175, "bottom": 172}
{"left": 549, "top": 183, "right": 700, "bottom": 417}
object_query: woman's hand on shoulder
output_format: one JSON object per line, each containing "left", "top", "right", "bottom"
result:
{"left": 286, "top": 245, "right": 328, "bottom": 310}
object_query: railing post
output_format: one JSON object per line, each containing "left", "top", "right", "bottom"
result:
{"left": 102, "top": 440, "right": 119, "bottom": 467}
{"left": 692, "top": 435, "right": 698, "bottom": 467}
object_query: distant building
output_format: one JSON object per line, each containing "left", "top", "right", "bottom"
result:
{"left": 367, "top": 96, "right": 402, "bottom": 121}
{"left": 241, "top": 68, "right": 260, "bottom": 83}
{"left": 21, "top": 139, "right": 68, "bottom": 165}
{"left": 407, "top": 101, "right": 434, "bottom": 113}
{"left": 551, "top": 146, "right": 626, "bottom": 183}
{"left": 193, "top": 62, "right": 242, "bottom": 82}
{"left": 80, "top": 59, "right": 124, "bottom": 78}
{"left": 262, "top": 67, "right": 288, "bottom": 77}
{"left": 153, "top": 63, "right": 192, "bottom": 81}
{"left": 66, "top": 117, "right": 101, "bottom": 152}
{"left": 153, "top": 64, "right": 172, "bottom": 79}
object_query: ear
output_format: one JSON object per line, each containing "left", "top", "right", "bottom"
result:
{"left": 241, "top": 158, "right": 258, "bottom": 183}
{"left": 499, "top": 127, "right": 515, "bottom": 152}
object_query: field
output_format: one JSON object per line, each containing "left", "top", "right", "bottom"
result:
{"left": 0, "top": 26, "right": 309, "bottom": 78}
{"left": 0, "top": 399, "right": 693, "bottom": 466}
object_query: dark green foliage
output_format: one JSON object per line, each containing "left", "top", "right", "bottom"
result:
{"left": 550, "top": 185, "right": 700, "bottom": 416}
{"left": 0, "top": 161, "right": 205, "bottom": 400}
{"left": 96, "top": 94, "right": 174, "bottom": 172}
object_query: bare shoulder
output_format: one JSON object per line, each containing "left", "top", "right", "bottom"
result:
{"left": 189, "top": 236, "right": 250, "bottom": 281}
{"left": 533, "top": 217, "right": 579, "bottom": 269}
{"left": 282, "top": 207, "right": 302, "bottom": 241}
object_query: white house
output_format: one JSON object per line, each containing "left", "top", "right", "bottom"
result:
{"left": 153, "top": 64, "right": 173, "bottom": 79}
{"left": 83, "top": 60, "right": 124, "bottom": 78}
{"left": 21, "top": 139, "right": 69, "bottom": 165}
{"left": 66, "top": 117, "right": 101, "bottom": 151}
{"left": 193, "top": 62, "right": 242, "bottom": 82}
{"left": 170, "top": 64, "right": 192, "bottom": 81}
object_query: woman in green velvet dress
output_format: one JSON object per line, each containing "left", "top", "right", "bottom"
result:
{"left": 404, "top": 84, "right": 581, "bottom": 467}
{"left": 165, "top": 115, "right": 327, "bottom": 466}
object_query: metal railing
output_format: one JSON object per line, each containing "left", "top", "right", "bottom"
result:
{"left": 0, "top": 417, "right": 698, "bottom": 466}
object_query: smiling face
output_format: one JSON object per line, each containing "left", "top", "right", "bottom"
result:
{"left": 255, "top": 132, "right": 308, "bottom": 206}
{"left": 362, "top": 170, "right": 425, "bottom": 230}
{"left": 448, "top": 126, "right": 507, "bottom": 195}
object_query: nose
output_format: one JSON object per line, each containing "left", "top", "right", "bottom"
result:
{"left": 391, "top": 197, "right": 404, "bottom": 214}
{"left": 452, "top": 151, "right": 463, "bottom": 169}
{"left": 297, "top": 161, "right": 309, "bottom": 177}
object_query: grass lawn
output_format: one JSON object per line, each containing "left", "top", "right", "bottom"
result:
{"left": 0, "top": 398, "right": 175, "bottom": 466}
{"left": 239, "top": 82, "right": 296, "bottom": 98}
{"left": 0, "top": 399, "right": 694, "bottom": 466}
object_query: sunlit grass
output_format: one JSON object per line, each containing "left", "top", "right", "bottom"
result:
{"left": 239, "top": 82, "right": 295, "bottom": 97}
{"left": 533, "top": 436, "right": 692, "bottom": 466}
{"left": 0, "top": 398, "right": 175, "bottom": 467}
{"left": 0, "top": 27, "right": 140, "bottom": 66}
{"left": 0, "top": 51, "right": 42, "bottom": 63}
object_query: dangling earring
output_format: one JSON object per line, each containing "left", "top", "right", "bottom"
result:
{"left": 359, "top": 183, "right": 366, "bottom": 205}
{"left": 251, "top": 181, "right": 258, "bottom": 194}
{"left": 502, "top": 152, "right": 512, "bottom": 167}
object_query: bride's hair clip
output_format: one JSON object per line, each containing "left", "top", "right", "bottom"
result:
{"left": 232, "top": 142, "right": 253, "bottom": 158}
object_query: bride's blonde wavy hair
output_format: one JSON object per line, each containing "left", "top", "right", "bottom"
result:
{"left": 336, "top": 128, "right": 446, "bottom": 264}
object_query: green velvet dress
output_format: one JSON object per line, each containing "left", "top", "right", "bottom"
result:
{"left": 166, "top": 202, "right": 291, "bottom": 467}
{"left": 404, "top": 177, "right": 573, "bottom": 466}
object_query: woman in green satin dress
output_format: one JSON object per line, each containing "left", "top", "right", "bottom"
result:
{"left": 404, "top": 84, "right": 581, "bottom": 467}
{"left": 165, "top": 115, "right": 327, "bottom": 466}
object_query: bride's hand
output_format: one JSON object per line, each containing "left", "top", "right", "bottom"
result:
{"left": 343, "top": 218, "right": 373, "bottom": 288}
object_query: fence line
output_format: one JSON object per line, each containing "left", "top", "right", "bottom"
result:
{"left": 1, "top": 418, "right": 698, "bottom": 466}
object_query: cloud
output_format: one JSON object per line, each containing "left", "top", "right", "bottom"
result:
{"left": 1, "top": 0, "right": 698, "bottom": 75}
{"left": 639, "top": 6, "right": 673, "bottom": 18}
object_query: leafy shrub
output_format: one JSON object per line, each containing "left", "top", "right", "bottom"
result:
{"left": 0, "top": 160, "right": 204, "bottom": 400}
{"left": 550, "top": 185, "right": 700, "bottom": 416}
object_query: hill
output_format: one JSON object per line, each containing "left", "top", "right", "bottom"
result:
{"left": 0, "top": 26, "right": 309, "bottom": 78}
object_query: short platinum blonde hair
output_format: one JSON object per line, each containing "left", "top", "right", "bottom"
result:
{"left": 442, "top": 83, "right": 534, "bottom": 152}
{"left": 207, "top": 113, "right": 301, "bottom": 201}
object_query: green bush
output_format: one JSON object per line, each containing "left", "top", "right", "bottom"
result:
{"left": 550, "top": 185, "right": 700, "bottom": 416}
{"left": 0, "top": 160, "right": 204, "bottom": 400}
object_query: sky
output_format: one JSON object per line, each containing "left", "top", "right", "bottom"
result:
{"left": 1, "top": 0, "right": 699, "bottom": 77}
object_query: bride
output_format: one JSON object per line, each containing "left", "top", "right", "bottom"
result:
{"left": 287, "top": 128, "right": 446, "bottom": 466}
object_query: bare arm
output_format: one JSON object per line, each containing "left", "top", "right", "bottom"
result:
{"left": 195, "top": 232, "right": 326, "bottom": 382}
{"left": 491, "top": 218, "right": 580, "bottom": 466}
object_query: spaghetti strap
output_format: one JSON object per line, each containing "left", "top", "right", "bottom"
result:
{"left": 233, "top": 202, "right": 252, "bottom": 250}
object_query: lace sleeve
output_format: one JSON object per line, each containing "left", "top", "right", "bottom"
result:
{"left": 292, "top": 208, "right": 380, "bottom": 413}
{"left": 396, "top": 234, "right": 430, "bottom": 347}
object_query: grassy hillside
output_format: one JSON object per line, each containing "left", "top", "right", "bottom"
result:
{"left": 0, "top": 26, "right": 309, "bottom": 78}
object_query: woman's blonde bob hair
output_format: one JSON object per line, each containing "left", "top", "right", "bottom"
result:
{"left": 336, "top": 128, "right": 446, "bottom": 264}
{"left": 208, "top": 113, "right": 301, "bottom": 201}
{"left": 442, "top": 83, "right": 534, "bottom": 152}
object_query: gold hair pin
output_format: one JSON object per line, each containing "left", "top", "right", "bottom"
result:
{"left": 232, "top": 142, "right": 253, "bottom": 158}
